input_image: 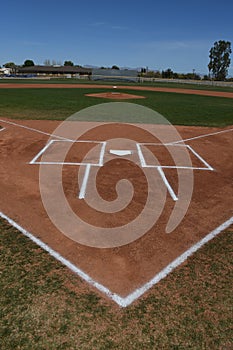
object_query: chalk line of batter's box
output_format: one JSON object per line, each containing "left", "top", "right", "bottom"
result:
{"left": 136, "top": 142, "right": 214, "bottom": 201}
{"left": 29, "top": 139, "right": 107, "bottom": 199}
{"left": 77, "top": 142, "right": 107, "bottom": 199}
{"left": 137, "top": 143, "right": 214, "bottom": 170}
{"left": 30, "top": 139, "right": 214, "bottom": 201}
{"left": 186, "top": 145, "right": 214, "bottom": 171}
{"left": 157, "top": 167, "right": 178, "bottom": 201}
{"left": 30, "top": 139, "right": 106, "bottom": 166}
{"left": 1, "top": 211, "right": 233, "bottom": 308}
{"left": 0, "top": 118, "right": 230, "bottom": 202}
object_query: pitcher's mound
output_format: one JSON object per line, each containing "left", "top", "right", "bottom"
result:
{"left": 85, "top": 92, "right": 146, "bottom": 100}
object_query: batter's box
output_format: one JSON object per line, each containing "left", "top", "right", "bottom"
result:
{"left": 30, "top": 139, "right": 106, "bottom": 166}
{"left": 137, "top": 143, "right": 214, "bottom": 170}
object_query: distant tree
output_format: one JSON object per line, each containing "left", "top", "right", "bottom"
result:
{"left": 23, "top": 59, "right": 35, "bottom": 67}
{"left": 173, "top": 72, "right": 179, "bottom": 79}
{"left": 203, "top": 75, "right": 210, "bottom": 81}
{"left": 3, "top": 62, "right": 17, "bottom": 74}
{"left": 111, "top": 65, "right": 120, "bottom": 70}
{"left": 208, "top": 40, "right": 232, "bottom": 80}
{"left": 162, "top": 68, "right": 174, "bottom": 78}
{"left": 64, "top": 60, "right": 74, "bottom": 66}
{"left": 3, "top": 62, "right": 16, "bottom": 68}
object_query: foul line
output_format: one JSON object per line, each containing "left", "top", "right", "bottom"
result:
{"left": 0, "top": 119, "right": 74, "bottom": 142}
{"left": 121, "top": 215, "right": 233, "bottom": 307}
{"left": 1, "top": 118, "right": 232, "bottom": 146}
{"left": 0, "top": 211, "right": 123, "bottom": 306}
{"left": 172, "top": 127, "right": 233, "bottom": 144}
{"left": 0, "top": 211, "right": 232, "bottom": 308}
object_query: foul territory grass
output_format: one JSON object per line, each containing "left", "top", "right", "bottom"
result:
{"left": 0, "top": 217, "right": 232, "bottom": 349}
{"left": 0, "top": 88, "right": 233, "bottom": 126}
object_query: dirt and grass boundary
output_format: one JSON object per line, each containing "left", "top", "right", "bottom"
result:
{"left": 0, "top": 82, "right": 232, "bottom": 348}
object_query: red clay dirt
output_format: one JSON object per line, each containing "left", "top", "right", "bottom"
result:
{"left": 0, "top": 82, "right": 233, "bottom": 98}
{"left": 0, "top": 118, "right": 233, "bottom": 301}
{"left": 85, "top": 92, "right": 145, "bottom": 99}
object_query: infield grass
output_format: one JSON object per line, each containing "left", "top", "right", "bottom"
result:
{"left": 0, "top": 82, "right": 232, "bottom": 348}
{"left": 0, "top": 217, "right": 232, "bottom": 349}
{"left": 0, "top": 87, "right": 233, "bottom": 126}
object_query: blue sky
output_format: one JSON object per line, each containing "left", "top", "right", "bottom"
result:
{"left": 1, "top": 0, "right": 233, "bottom": 75}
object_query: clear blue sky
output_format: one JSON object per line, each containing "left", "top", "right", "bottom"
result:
{"left": 1, "top": 0, "right": 233, "bottom": 75}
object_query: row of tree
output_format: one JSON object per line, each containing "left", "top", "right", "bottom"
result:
{"left": 3, "top": 60, "right": 77, "bottom": 68}
{"left": 2, "top": 40, "right": 232, "bottom": 81}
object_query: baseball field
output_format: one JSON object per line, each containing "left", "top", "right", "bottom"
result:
{"left": 0, "top": 80, "right": 232, "bottom": 349}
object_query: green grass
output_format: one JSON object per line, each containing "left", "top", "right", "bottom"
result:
{"left": 0, "top": 88, "right": 233, "bottom": 126}
{"left": 0, "top": 82, "right": 232, "bottom": 348}
{"left": 1, "top": 78, "right": 233, "bottom": 93}
{"left": 0, "top": 217, "right": 232, "bottom": 349}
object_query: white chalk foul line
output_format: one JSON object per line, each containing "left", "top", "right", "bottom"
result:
{"left": 0, "top": 211, "right": 232, "bottom": 308}
{"left": 0, "top": 211, "right": 124, "bottom": 306}
{"left": 1, "top": 118, "right": 232, "bottom": 146}
{"left": 172, "top": 127, "right": 233, "bottom": 144}
{"left": 0, "top": 118, "right": 74, "bottom": 141}
{"left": 120, "top": 215, "right": 233, "bottom": 307}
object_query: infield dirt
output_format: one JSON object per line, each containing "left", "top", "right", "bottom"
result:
{"left": 0, "top": 118, "right": 232, "bottom": 301}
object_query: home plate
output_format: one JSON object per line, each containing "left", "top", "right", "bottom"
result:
{"left": 109, "top": 150, "right": 133, "bottom": 156}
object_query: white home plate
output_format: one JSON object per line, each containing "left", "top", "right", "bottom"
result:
{"left": 109, "top": 150, "right": 133, "bottom": 156}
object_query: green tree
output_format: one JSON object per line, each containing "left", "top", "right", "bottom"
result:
{"left": 162, "top": 68, "right": 174, "bottom": 78}
{"left": 3, "top": 62, "right": 16, "bottom": 68}
{"left": 64, "top": 60, "right": 74, "bottom": 66}
{"left": 23, "top": 59, "right": 35, "bottom": 67}
{"left": 3, "top": 62, "right": 16, "bottom": 74}
{"left": 111, "top": 65, "right": 120, "bottom": 70}
{"left": 208, "top": 40, "right": 232, "bottom": 80}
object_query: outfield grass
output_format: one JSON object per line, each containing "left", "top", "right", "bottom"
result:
{"left": 1, "top": 78, "right": 233, "bottom": 93}
{"left": 0, "top": 83, "right": 232, "bottom": 348}
{"left": 0, "top": 217, "right": 232, "bottom": 349}
{"left": 0, "top": 87, "right": 233, "bottom": 126}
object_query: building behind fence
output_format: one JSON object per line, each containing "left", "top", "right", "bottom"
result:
{"left": 92, "top": 68, "right": 139, "bottom": 82}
